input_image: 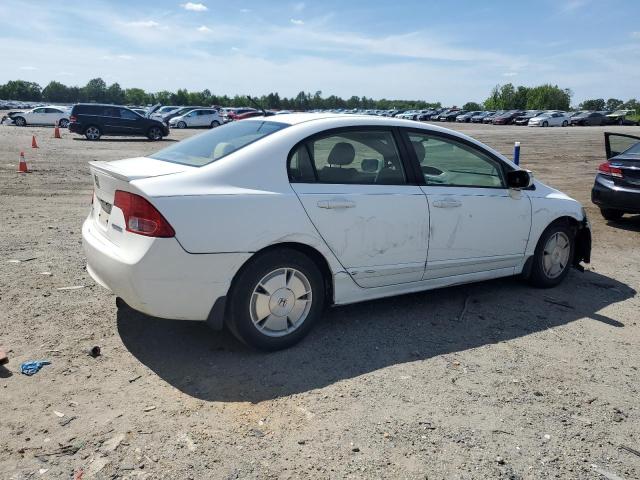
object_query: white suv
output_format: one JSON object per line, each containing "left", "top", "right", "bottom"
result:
{"left": 169, "top": 108, "right": 223, "bottom": 129}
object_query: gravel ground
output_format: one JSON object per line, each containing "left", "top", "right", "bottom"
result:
{"left": 0, "top": 122, "right": 639, "bottom": 480}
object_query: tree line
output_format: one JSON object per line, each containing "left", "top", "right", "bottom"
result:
{"left": 0, "top": 78, "right": 637, "bottom": 113}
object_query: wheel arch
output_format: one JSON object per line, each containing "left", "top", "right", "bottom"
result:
{"left": 528, "top": 215, "right": 590, "bottom": 273}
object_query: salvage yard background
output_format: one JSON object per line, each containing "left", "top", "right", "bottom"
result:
{"left": 1, "top": 123, "right": 639, "bottom": 479}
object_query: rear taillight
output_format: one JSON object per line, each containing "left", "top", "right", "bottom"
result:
{"left": 598, "top": 162, "right": 623, "bottom": 178}
{"left": 69, "top": 115, "right": 76, "bottom": 123}
{"left": 113, "top": 190, "right": 175, "bottom": 237}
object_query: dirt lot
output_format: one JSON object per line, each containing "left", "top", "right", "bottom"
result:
{"left": 1, "top": 121, "right": 639, "bottom": 480}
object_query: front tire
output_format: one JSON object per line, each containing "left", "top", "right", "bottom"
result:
{"left": 147, "top": 126, "right": 163, "bottom": 141}
{"left": 14, "top": 116, "right": 26, "bottom": 126}
{"left": 542, "top": 121, "right": 549, "bottom": 127}
{"left": 58, "top": 118, "right": 69, "bottom": 128}
{"left": 177, "top": 121, "right": 186, "bottom": 129}
{"left": 600, "top": 208, "right": 624, "bottom": 221}
{"left": 227, "top": 249, "right": 325, "bottom": 350}
{"left": 528, "top": 223, "right": 575, "bottom": 288}
{"left": 84, "top": 125, "right": 101, "bottom": 141}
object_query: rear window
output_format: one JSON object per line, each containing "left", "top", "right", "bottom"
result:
{"left": 149, "top": 120, "right": 288, "bottom": 167}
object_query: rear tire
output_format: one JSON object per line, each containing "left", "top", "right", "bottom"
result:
{"left": 600, "top": 208, "right": 624, "bottom": 221}
{"left": 227, "top": 249, "right": 325, "bottom": 351}
{"left": 84, "top": 125, "right": 101, "bottom": 141}
{"left": 210, "top": 120, "right": 220, "bottom": 128}
{"left": 562, "top": 120, "right": 568, "bottom": 127}
{"left": 528, "top": 223, "right": 575, "bottom": 288}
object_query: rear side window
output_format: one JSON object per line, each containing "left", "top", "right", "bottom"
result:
{"left": 289, "top": 130, "right": 407, "bottom": 185}
{"left": 72, "top": 105, "right": 101, "bottom": 115}
{"left": 150, "top": 120, "right": 288, "bottom": 167}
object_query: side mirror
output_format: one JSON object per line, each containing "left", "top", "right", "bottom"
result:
{"left": 506, "top": 169, "right": 533, "bottom": 189}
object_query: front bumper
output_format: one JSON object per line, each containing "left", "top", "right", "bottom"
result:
{"left": 591, "top": 176, "right": 640, "bottom": 213}
{"left": 82, "top": 216, "right": 251, "bottom": 323}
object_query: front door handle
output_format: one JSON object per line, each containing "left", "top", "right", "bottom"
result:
{"left": 432, "top": 198, "right": 462, "bottom": 208}
{"left": 317, "top": 198, "right": 356, "bottom": 209}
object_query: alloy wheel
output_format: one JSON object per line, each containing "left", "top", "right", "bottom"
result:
{"left": 542, "top": 232, "right": 571, "bottom": 279}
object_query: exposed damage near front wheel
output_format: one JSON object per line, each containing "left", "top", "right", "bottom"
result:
{"left": 573, "top": 216, "right": 592, "bottom": 272}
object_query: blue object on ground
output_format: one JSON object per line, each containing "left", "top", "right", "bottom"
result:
{"left": 20, "top": 360, "right": 51, "bottom": 376}
{"left": 513, "top": 141, "right": 521, "bottom": 165}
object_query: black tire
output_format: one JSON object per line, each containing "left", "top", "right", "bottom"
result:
{"left": 600, "top": 208, "right": 624, "bottom": 221}
{"left": 14, "top": 116, "right": 26, "bottom": 127}
{"left": 84, "top": 125, "right": 101, "bottom": 141}
{"left": 147, "top": 126, "right": 163, "bottom": 141}
{"left": 542, "top": 121, "right": 549, "bottom": 127}
{"left": 583, "top": 120, "right": 590, "bottom": 126}
{"left": 177, "top": 121, "right": 187, "bottom": 129}
{"left": 618, "top": 118, "right": 624, "bottom": 125}
{"left": 58, "top": 118, "right": 69, "bottom": 128}
{"left": 227, "top": 249, "right": 326, "bottom": 351}
{"left": 528, "top": 223, "right": 575, "bottom": 288}
{"left": 562, "top": 120, "right": 568, "bottom": 127}
{"left": 210, "top": 120, "right": 220, "bottom": 128}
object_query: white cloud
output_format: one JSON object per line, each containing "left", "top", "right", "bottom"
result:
{"left": 19, "top": 66, "right": 37, "bottom": 70}
{"left": 126, "top": 20, "right": 159, "bottom": 28}
{"left": 181, "top": 2, "right": 207, "bottom": 12}
{"left": 240, "top": 8, "right": 251, "bottom": 13}
{"left": 503, "top": 72, "right": 517, "bottom": 77}
{"left": 290, "top": 18, "right": 304, "bottom": 25}
{"left": 631, "top": 31, "right": 640, "bottom": 39}
{"left": 197, "top": 25, "right": 211, "bottom": 32}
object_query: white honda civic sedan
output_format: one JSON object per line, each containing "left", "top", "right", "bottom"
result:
{"left": 83, "top": 114, "right": 591, "bottom": 350}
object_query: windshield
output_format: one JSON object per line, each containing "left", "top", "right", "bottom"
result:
{"left": 150, "top": 120, "right": 288, "bottom": 167}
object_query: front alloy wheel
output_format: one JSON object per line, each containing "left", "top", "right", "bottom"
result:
{"left": 148, "top": 126, "right": 163, "bottom": 141}
{"left": 58, "top": 119, "right": 69, "bottom": 128}
{"left": 227, "top": 249, "right": 325, "bottom": 350}
{"left": 14, "top": 117, "right": 26, "bottom": 126}
{"left": 177, "top": 121, "right": 187, "bottom": 129}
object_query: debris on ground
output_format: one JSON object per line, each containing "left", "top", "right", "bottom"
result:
{"left": 0, "top": 347, "right": 8, "bottom": 365}
{"left": 20, "top": 360, "right": 51, "bottom": 376}
{"left": 88, "top": 345, "right": 101, "bottom": 358}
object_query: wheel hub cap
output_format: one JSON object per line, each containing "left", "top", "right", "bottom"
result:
{"left": 543, "top": 232, "right": 570, "bottom": 279}
{"left": 249, "top": 268, "right": 312, "bottom": 337}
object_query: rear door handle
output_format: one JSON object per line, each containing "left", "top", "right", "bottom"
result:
{"left": 432, "top": 198, "right": 462, "bottom": 208}
{"left": 317, "top": 198, "right": 356, "bottom": 209}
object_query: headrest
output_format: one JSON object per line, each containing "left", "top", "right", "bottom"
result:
{"left": 328, "top": 142, "right": 356, "bottom": 166}
{"left": 361, "top": 158, "right": 379, "bottom": 172}
{"left": 213, "top": 142, "right": 236, "bottom": 159}
{"left": 412, "top": 141, "right": 425, "bottom": 161}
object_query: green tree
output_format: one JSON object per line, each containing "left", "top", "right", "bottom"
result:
{"left": 83, "top": 78, "right": 107, "bottom": 102}
{"left": 106, "top": 82, "right": 125, "bottom": 104}
{"left": 605, "top": 98, "right": 623, "bottom": 111}
{"left": 124, "top": 88, "right": 148, "bottom": 105}
{"left": 463, "top": 101, "right": 483, "bottom": 111}
{"left": 526, "top": 84, "right": 571, "bottom": 110}
{"left": 579, "top": 98, "right": 606, "bottom": 110}
{"left": 42, "top": 81, "right": 70, "bottom": 102}
{"left": 0, "top": 80, "right": 42, "bottom": 101}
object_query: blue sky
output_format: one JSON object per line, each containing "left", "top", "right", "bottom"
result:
{"left": 0, "top": 0, "right": 638, "bottom": 105}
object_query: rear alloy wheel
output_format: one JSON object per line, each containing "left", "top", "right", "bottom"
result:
{"left": 542, "top": 121, "right": 549, "bottom": 127}
{"left": 147, "top": 126, "right": 163, "bottom": 141}
{"left": 177, "top": 121, "right": 187, "bottom": 129}
{"left": 562, "top": 120, "right": 568, "bottom": 127}
{"left": 14, "top": 116, "right": 26, "bottom": 127}
{"left": 84, "top": 126, "right": 101, "bottom": 141}
{"left": 600, "top": 208, "right": 624, "bottom": 221}
{"left": 227, "top": 249, "right": 325, "bottom": 350}
{"left": 58, "top": 119, "right": 69, "bottom": 128}
{"left": 210, "top": 120, "right": 220, "bottom": 128}
{"left": 528, "top": 224, "right": 574, "bottom": 288}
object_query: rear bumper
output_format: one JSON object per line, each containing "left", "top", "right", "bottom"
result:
{"left": 82, "top": 216, "right": 251, "bottom": 323}
{"left": 69, "top": 122, "right": 83, "bottom": 134}
{"left": 591, "top": 176, "right": 640, "bottom": 213}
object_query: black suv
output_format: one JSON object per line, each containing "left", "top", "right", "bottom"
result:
{"left": 69, "top": 104, "right": 169, "bottom": 141}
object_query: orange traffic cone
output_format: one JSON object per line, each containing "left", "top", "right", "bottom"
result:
{"left": 31, "top": 135, "right": 39, "bottom": 148}
{"left": 54, "top": 125, "right": 61, "bottom": 139}
{"left": 18, "top": 151, "right": 30, "bottom": 173}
